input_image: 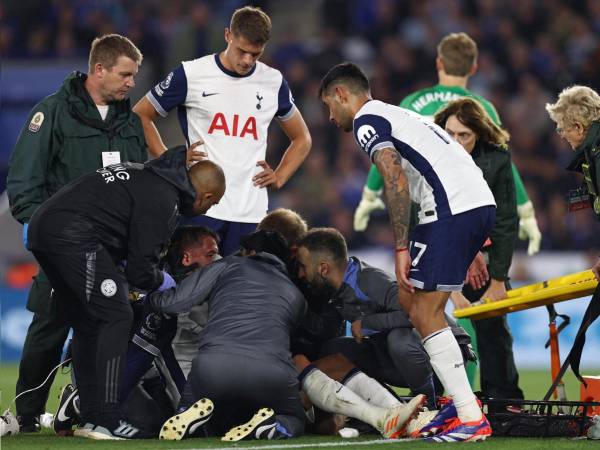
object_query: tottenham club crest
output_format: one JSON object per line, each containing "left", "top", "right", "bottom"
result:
{"left": 356, "top": 125, "right": 378, "bottom": 150}
{"left": 100, "top": 279, "right": 117, "bottom": 297}
{"left": 160, "top": 71, "right": 174, "bottom": 90}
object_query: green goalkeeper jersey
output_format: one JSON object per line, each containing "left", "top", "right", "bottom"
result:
{"left": 365, "top": 84, "right": 529, "bottom": 205}
{"left": 400, "top": 84, "right": 500, "bottom": 124}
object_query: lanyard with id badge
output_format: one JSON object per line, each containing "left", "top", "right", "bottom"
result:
{"left": 102, "top": 151, "right": 121, "bottom": 167}
{"left": 569, "top": 159, "right": 600, "bottom": 215}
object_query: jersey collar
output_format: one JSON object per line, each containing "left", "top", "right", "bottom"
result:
{"left": 214, "top": 53, "right": 256, "bottom": 78}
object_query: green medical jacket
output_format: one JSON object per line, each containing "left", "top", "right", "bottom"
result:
{"left": 7, "top": 71, "right": 148, "bottom": 224}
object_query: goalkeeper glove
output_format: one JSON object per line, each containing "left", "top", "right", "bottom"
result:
{"left": 353, "top": 187, "right": 385, "bottom": 232}
{"left": 517, "top": 200, "right": 542, "bottom": 255}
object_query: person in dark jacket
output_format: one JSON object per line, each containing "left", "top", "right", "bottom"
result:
{"left": 434, "top": 98, "right": 523, "bottom": 400}
{"left": 147, "top": 230, "right": 307, "bottom": 441}
{"left": 295, "top": 228, "right": 475, "bottom": 410}
{"left": 546, "top": 86, "right": 600, "bottom": 279}
{"left": 6, "top": 34, "right": 147, "bottom": 432}
{"left": 26, "top": 146, "right": 225, "bottom": 440}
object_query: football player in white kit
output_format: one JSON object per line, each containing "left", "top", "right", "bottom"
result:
{"left": 134, "top": 6, "right": 311, "bottom": 255}
{"left": 319, "top": 62, "right": 495, "bottom": 443}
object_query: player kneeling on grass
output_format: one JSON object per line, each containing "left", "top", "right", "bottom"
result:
{"left": 52, "top": 226, "right": 222, "bottom": 437}
{"left": 148, "top": 230, "right": 307, "bottom": 441}
{"left": 151, "top": 230, "right": 426, "bottom": 442}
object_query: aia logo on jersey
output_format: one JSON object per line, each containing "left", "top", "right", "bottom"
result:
{"left": 208, "top": 113, "right": 258, "bottom": 140}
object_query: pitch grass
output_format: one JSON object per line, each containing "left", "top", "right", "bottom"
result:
{"left": 0, "top": 364, "right": 598, "bottom": 449}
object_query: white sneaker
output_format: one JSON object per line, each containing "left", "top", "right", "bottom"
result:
{"left": 80, "top": 420, "right": 152, "bottom": 440}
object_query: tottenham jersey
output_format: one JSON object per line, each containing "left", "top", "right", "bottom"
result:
{"left": 147, "top": 54, "right": 296, "bottom": 222}
{"left": 353, "top": 100, "right": 495, "bottom": 224}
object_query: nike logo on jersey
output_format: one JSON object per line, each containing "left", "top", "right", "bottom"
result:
{"left": 202, "top": 91, "right": 219, "bottom": 97}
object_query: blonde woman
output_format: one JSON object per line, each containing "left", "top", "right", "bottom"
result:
{"left": 546, "top": 86, "right": 600, "bottom": 279}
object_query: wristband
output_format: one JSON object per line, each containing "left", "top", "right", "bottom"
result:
{"left": 395, "top": 247, "right": 408, "bottom": 253}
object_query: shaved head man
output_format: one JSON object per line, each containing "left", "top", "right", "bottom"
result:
{"left": 26, "top": 146, "right": 225, "bottom": 439}
{"left": 187, "top": 160, "right": 226, "bottom": 216}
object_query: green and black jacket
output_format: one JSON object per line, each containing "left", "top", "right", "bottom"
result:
{"left": 471, "top": 141, "right": 518, "bottom": 280}
{"left": 567, "top": 121, "right": 600, "bottom": 220}
{"left": 7, "top": 71, "right": 147, "bottom": 224}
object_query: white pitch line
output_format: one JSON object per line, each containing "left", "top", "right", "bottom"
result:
{"left": 175, "top": 437, "right": 413, "bottom": 450}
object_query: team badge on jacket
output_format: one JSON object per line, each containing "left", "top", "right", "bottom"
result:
{"left": 28, "top": 112, "right": 44, "bottom": 133}
{"left": 101, "top": 279, "right": 117, "bottom": 297}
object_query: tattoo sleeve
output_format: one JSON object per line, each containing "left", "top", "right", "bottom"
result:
{"left": 373, "top": 148, "right": 410, "bottom": 248}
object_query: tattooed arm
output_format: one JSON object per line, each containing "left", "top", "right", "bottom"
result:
{"left": 373, "top": 147, "right": 414, "bottom": 292}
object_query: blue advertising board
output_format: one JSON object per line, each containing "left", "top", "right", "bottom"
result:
{"left": 1, "top": 287, "right": 598, "bottom": 369}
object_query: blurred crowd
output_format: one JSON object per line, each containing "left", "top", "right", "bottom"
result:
{"left": 3, "top": 0, "right": 600, "bottom": 252}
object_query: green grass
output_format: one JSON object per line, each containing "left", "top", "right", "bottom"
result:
{"left": 0, "top": 363, "right": 598, "bottom": 449}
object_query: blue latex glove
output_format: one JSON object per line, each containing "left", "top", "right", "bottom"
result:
{"left": 23, "top": 223, "right": 29, "bottom": 249}
{"left": 157, "top": 271, "right": 176, "bottom": 291}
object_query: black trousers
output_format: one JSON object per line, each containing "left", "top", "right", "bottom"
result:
{"left": 15, "top": 270, "right": 70, "bottom": 418}
{"left": 31, "top": 247, "right": 133, "bottom": 425}
{"left": 463, "top": 281, "right": 524, "bottom": 399}
{"left": 189, "top": 352, "right": 305, "bottom": 437}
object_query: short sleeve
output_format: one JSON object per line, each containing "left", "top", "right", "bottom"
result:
{"left": 353, "top": 114, "right": 394, "bottom": 162}
{"left": 276, "top": 77, "right": 295, "bottom": 120}
{"left": 146, "top": 65, "right": 188, "bottom": 117}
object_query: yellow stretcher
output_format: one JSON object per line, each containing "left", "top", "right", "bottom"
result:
{"left": 453, "top": 270, "right": 598, "bottom": 320}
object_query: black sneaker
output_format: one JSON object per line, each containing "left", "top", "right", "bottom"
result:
{"left": 54, "top": 384, "right": 80, "bottom": 435}
{"left": 159, "top": 398, "right": 214, "bottom": 440}
{"left": 221, "top": 407, "right": 290, "bottom": 441}
{"left": 17, "top": 415, "right": 40, "bottom": 433}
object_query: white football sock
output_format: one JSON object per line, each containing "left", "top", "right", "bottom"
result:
{"left": 301, "top": 368, "right": 387, "bottom": 429}
{"left": 344, "top": 370, "right": 401, "bottom": 408}
{"left": 423, "top": 327, "right": 482, "bottom": 423}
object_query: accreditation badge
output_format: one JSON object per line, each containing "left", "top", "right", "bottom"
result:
{"left": 594, "top": 196, "right": 600, "bottom": 215}
{"left": 567, "top": 187, "right": 591, "bottom": 212}
{"left": 102, "top": 151, "right": 121, "bottom": 167}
